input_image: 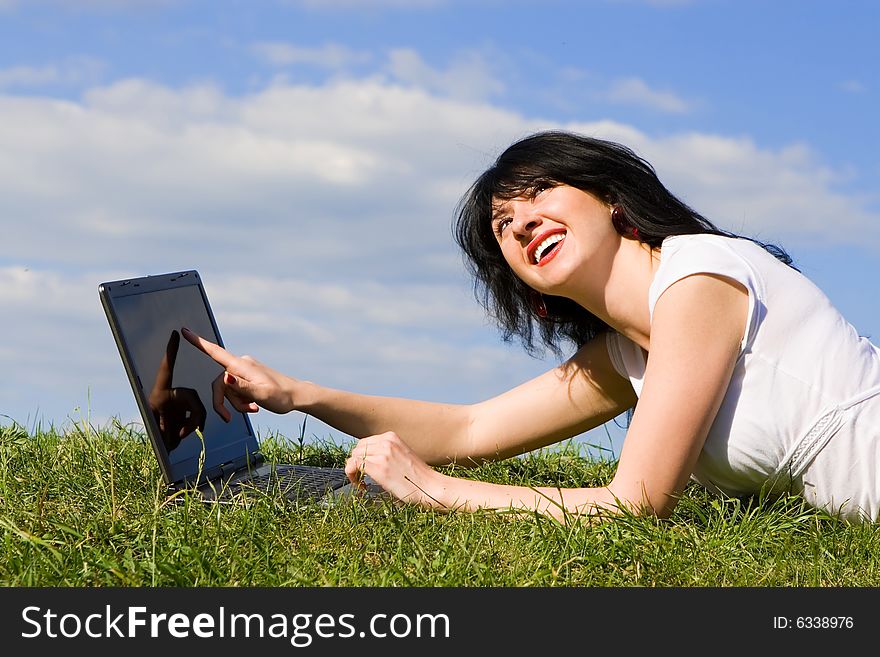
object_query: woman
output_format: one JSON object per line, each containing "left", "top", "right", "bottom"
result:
{"left": 182, "top": 131, "right": 880, "bottom": 522}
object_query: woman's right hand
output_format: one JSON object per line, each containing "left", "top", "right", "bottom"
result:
{"left": 181, "top": 327, "right": 297, "bottom": 422}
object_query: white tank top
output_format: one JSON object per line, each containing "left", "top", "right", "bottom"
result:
{"left": 606, "top": 234, "right": 880, "bottom": 521}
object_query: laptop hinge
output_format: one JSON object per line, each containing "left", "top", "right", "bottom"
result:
{"left": 200, "top": 466, "right": 224, "bottom": 483}
{"left": 219, "top": 453, "right": 264, "bottom": 478}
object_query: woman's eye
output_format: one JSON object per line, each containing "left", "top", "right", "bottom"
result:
{"left": 495, "top": 218, "right": 511, "bottom": 236}
{"left": 533, "top": 182, "right": 550, "bottom": 195}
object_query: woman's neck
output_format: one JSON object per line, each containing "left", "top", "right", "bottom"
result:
{"left": 571, "top": 238, "right": 660, "bottom": 351}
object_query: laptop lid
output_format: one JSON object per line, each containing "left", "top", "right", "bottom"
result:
{"left": 99, "top": 270, "right": 261, "bottom": 487}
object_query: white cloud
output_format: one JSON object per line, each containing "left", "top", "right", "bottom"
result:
{"left": 385, "top": 48, "right": 505, "bottom": 101}
{"left": 603, "top": 77, "right": 694, "bottom": 113}
{"left": 283, "top": 0, "right": 447, "bottom": 9}
{"left": 0, "top": 65, "right": 58, "bottom": 87}
{"left": 41, "top": 0, "right": 177, "bottom": 8}
{"left": 0, "top": 56, "right": 105, "bottom": 90}
{"left": 606, "top": 0, "right": 698, "bottom": 6}
{"left": 635, "top": 133, "right": 877, "bottom": 242}
{"left": 0, "top": 0, "right": 178, "bottom": 11}
{"left": 840, "top": 79, "right": 867, "bottom": 94}
{"left": 252, "top": 42, "right": 373, "bottom": 70}
{"left": 0, "top": 267, "right": 131, "bottom": 424}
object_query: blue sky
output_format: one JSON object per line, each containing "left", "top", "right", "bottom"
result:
{"left": 1, "top": 0, "right": 877, "bottom": 456}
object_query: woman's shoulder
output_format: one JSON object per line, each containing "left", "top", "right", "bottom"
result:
{"left": 656, "top": 233, "right": 777, "bottom": 286}
{"left": 655, "top": 233, "right": 763, "bottom": 282}
{"left": 650, "top": 232, "right": 767, "bottom": 332}
{"left": 660, "top": 232, "right": 754, "bottom": 253}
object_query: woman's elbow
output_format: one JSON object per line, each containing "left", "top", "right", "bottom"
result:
{"left": 606, "top": 481, "right": 680, "bottom": 519}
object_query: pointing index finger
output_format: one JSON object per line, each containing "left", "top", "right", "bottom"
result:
{"left": 181, "top": 327, "right": 237, "bottom": 368}
{"left": 153, "top": 329, "right": 181, "bottom": 392}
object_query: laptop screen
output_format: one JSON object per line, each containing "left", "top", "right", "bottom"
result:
{"left": 100, "top": 271, "right": 259, "bottom": 484}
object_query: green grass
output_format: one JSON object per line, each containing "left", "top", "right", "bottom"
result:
{"left": 2, "top": 417, "right": 879, "bottom": 587}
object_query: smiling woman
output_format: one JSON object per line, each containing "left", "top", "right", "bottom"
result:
{"left": 183, "top": 130, "right": 880, "bottom": 524}
{"left": 456, "top": 131, "right": 795, "bottom": 358}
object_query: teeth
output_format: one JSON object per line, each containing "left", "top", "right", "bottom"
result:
{"left": 534, "top": 233, "right": 565, "bottom": 264}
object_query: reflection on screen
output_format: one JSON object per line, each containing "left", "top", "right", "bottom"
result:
{"left": 111, "top": 284, "right": 253, "bottom": 469}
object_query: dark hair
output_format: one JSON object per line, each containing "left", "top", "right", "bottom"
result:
{"left": 454, "top": 130, "right": 794, "bottom": 357}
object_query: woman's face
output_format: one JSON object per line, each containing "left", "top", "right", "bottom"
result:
{"left": 490, "top": 184, "right": 618, "bottom": 296}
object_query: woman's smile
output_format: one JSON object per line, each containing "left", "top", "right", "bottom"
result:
{"left": 528, "top": 229, "right": 567, "bottom": 266}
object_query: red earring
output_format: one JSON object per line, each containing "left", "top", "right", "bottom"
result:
{"left": 612, "top": 206, "right": 640, "bottom": 240}
{"left": 530, "top": 291, "right": 548, "bottom": 318}
{"left": 611, "top": 205, "right": 627, "bottom": 234}
{"left": 536, "top": 296, "right": 548, "bottom": 318}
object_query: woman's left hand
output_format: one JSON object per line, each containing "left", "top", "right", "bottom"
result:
{"left": 345, "top": 431, "right": 446, "bottom": 510}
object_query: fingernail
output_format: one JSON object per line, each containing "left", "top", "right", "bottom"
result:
{"left": 225, "top": 373, "right": 237, "bottom": 385}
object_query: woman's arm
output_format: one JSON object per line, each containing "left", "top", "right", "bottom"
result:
{"left": 299, "top": 333, "right": 635, "bottom": 465}
{"left": 347, "top": 273, "right": 748, "bottom": 519}
{"left": 182, "top": 327, "right": 635, "bottom": 467}
{"left": 607, "top": 274, "right": 748, "bottom": 517}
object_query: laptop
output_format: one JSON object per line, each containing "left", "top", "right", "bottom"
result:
{"left": 99, "top": 269, "right": 384, "bottom": 505}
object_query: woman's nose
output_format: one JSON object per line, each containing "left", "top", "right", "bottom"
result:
{"left": 510, "top": 205, "right": 541, "bottom": 237}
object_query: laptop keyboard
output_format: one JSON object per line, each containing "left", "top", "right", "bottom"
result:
{"left": 223, "top": 465, "right": 350, "bottom": 501}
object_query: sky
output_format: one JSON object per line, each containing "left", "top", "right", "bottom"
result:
{"left": 1, "top": 0, "right": 877, "bottom": 458}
